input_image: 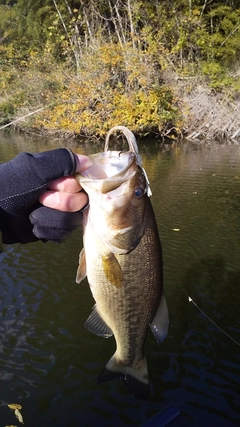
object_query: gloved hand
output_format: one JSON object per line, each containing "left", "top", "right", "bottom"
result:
{"left": 0, "top": 148, "right": 91, "bottom": 244}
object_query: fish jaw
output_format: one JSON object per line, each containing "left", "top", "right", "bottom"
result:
{"left": 80, "top": 165, "right": 148, "bottom": 254}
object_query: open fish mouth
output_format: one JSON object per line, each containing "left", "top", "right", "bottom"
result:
{"left": 79, "top": 151, "right": 137, "bottom": 194}
{"left": 77, "top": 125, "right": 152, "bottom": 196}
{"left": 81, "top": 151, "right": 135, "bottom": 179}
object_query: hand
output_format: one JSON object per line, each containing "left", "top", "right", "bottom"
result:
{"left": 0, "top": 148, "right": 92, "bottom": 245}
{"left": 39, "top": 154, "right": 89, "bottom": 212}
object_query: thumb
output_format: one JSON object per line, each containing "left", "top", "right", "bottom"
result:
{"left": 74, "top": 154, "right": 92, "bottom": 173}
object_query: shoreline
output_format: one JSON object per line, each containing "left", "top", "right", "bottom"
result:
{"left": 1, "top": 74, "right": 239, "bottom": 144}
{"left": 164, "top": 72, "right": 240, "bottom": 144}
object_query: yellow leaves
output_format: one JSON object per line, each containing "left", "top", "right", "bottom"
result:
{"left": 98, "top": 43, "right": 123, "bottom": 67}
{"left": 1, "top": 34, "right": 181, "bottom": 136}
{"left": 7, "top": 404, "right": 22, "bottom": 410}
{"left": 14, "top": 408, "right": 24, "bottom": 424}
{"left": 192, "top": 8, "right": 200, "bottom": 16}
{"left": 7, "top": 404, "right": 24, "bottom": 424}
{"left": 26, "top": 42, "right": 181, "bottom": 136}
{"left": 33, "top": 79, "right": 180, "bottom": 136}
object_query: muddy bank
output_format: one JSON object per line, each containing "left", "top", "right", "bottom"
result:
{"left": 174, "top": 77, "right": 240, "bottom": 143}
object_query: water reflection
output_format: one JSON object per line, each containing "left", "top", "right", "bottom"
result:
{"left": 0, "top": 132, "right": 240, "bottom": 426}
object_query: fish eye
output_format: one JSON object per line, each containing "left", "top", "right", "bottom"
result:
{"left": 134, "top": 187, "right": 145, "bottom": 199}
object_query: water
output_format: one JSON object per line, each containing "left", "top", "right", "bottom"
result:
{"left": 0, "top": 131, "right": 240, "bottom": 426}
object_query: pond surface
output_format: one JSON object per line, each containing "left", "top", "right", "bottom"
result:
{"left": 0, "top": 131, "right": 240, "bottom": 426}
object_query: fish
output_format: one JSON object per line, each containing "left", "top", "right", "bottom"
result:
{"left": 75, "top": 126, "right": 169, "bottom": 400}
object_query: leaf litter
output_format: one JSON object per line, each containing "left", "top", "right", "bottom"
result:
{"left": 7, "top": 403, "right": 24, "bottom": 424}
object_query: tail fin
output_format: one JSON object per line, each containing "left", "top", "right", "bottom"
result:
{"left": 98, "top": 353, "right": 149, "bottom": 400}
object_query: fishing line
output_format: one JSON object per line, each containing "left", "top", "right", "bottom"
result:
{"left": 179, "top": 284, "right": 240, "bottom": 346}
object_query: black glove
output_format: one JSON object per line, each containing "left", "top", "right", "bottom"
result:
{"left": 0, "top": 148, "right": 84, "bottom": 244}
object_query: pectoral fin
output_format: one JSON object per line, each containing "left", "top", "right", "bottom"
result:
{"left": 150, "top": 293, "right": 169, "bottom": 344}
{"left": 101, "top": 253, "right": 124, "bottom": 288}
{"left": 85, "top": 304, "right": 113, "bottom": 338}
{"left": 76, "top": 248, "right": 87, "bottom": 284}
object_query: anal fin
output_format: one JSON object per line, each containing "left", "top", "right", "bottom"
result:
{"left": 150, "top": 293, "right": 169, "bottom": 344}
{"left": 85, "top": 304, "right": 113, "bottom": 338}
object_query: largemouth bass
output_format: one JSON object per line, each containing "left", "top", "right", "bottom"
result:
{"left": 76, "top": 126, "right": 169, "bottom": 400}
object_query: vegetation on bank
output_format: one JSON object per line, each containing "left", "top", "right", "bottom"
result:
{"left": 0, "top": 0, "right": 240, "bottom": 140}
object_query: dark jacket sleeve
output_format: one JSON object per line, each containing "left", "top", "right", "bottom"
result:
{"left": 0, "top": 148, "right": 83, "bottom": 245}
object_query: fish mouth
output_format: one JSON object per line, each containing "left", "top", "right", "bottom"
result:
{"left": 81, "top": 151, "right": 135, "bottom": 178}
{"left": 77, "top": 150, "right": 152, "bottom": 197}
{"left": 78, "top": 151, "right": 136, "bottom": 193}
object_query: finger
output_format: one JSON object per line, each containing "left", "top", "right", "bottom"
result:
{"left": 48, "top": 176, "right": 82, "bottom": 193}
{"left": 75, "top": 154, "right": 92, "bottom": 173}
{"left": 30, "top": 207, "right": 83, "bottom": 242}
{"left": 39, "top": 190, "right": 88, "bottom": 212}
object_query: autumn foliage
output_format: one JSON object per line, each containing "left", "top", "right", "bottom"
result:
{"left": 0, "top": 1, "right": 239, "bottom": 138}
